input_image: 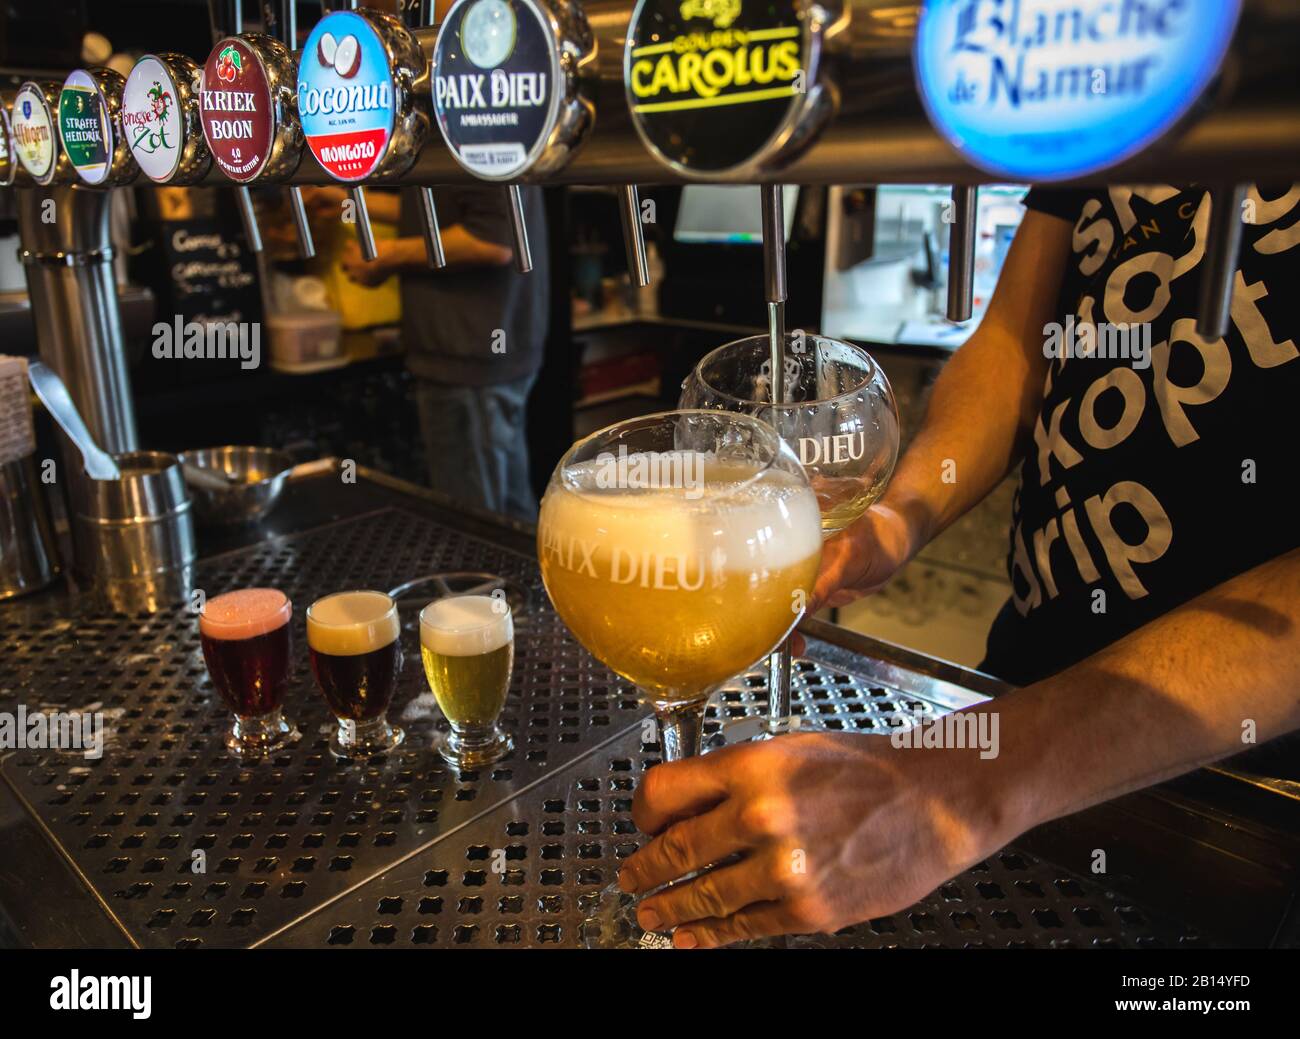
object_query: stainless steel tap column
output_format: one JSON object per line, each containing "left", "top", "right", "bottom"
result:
{"left": 17, "top": 187, "right": 138, "bottom": 455}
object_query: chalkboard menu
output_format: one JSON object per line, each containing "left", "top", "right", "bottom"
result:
{"left": 130, "top": 188, "right": 265, "bottom": 391}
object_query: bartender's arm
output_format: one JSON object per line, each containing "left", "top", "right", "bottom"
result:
{"left": 299, "top": 186, "right": 512, "bottom": 283}
{"left": 617, "top": 212, "right": 1300, "bottom": 948}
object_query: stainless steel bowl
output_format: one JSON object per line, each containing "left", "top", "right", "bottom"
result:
{"left": 178, "top": 446, "right": 294, "bottom": 526}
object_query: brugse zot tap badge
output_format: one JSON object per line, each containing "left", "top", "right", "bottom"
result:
{"left": 59, "top": 70, "right": 112, "bottom": 185}
{"left": 624, "top": 0, "right": 816, "bottom": 176}
{"left": 914, "top": 0, "right": 1243, "bottom": 181}
{"left": 433, "top": 0, "right": 562, "bottom": 180}
{"left": 123, "top": 57, "right": 183, "bottom": 182}
{"left": 199, "top": 38, "right": 276, "bottom": 182}
{"left": 299, "top": 10, "right": 397, "bottom": 181}
{"left": 11, "top": 84, "right": 57, "bottom": 183}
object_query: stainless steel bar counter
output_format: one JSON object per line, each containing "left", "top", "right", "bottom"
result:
{"left": 1, "top": 466, "right": 1297, "bottom": 949}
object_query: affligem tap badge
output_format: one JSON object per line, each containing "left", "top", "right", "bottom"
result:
{"left": 123, "top": 56, "right": 184, "bottom": 183}
{"left": 915, "top": 0, "right": 1243, "bottom": 181}
{"left": 433, "top": 0, "right": 560, "bottom": 180}
{"left": 59, "top": 70, "right": 112, "bottom": 184}
{"left": 11, "top": 84, "right": 56, "bottom": 182}
{"left": 299, "top": 10, "right": 397, "bottom": 181}
{"left": 200, "top": 37, "right": 275, "bottom": 182}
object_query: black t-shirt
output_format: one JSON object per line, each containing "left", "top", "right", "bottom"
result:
{"left": 398, "top": 185, "right": 550, "bottom": 387}
{"left": 981, "top": 184, "right": 1300, "bottom": 686}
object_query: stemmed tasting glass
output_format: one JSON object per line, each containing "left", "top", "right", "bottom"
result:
{"left": 306, "top": 590, "right": 406, "bottom": 758}
{"left": 536, "top": 409, "right": 823, "bottom": 946}
{"left": 199, "top": 587, "right": 299, "bottom": 758}
{"left": 680, "top": 333, "right": 900, "bottom": 736}
{"left": 419, "top": 593, "right": 515, "bottom": 768}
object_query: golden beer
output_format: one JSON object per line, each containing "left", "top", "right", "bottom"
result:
{"left": 537, "top": 458, "right": 821, "bottom": 703}
{"left": 811, "top": 469, "right": 891, "bottom": 536}
{"left": 419, "top": 595, "right": 515, "bottom": 767}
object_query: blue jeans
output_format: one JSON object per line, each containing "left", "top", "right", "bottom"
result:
{"left": 414, "top": 374, "right": 538, "bottom": 522}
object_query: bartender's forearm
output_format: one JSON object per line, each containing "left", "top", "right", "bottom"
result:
{"left": 995, "top": 547, "right": 1300, "bottom": 834}
{"left": 380, "top": 228, "right": 513, "bottom": 274}
{"left": 881, "top": 210, "right": 1072, "bottom": 555}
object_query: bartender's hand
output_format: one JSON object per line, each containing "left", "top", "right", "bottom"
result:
{"left": 790, "top": 502, "right": 917, "bottom": 655}
{"left": 815, "top": 502, "right": 918, "bottom": 607}
{"left": 340, "top": 239, "right": 394, "bottom": 287}
{"left": 299, "top": 185, "right": 349, "bottom": 217}
{"left": 619, "top": 728, "right": 1019, "bottom": 948}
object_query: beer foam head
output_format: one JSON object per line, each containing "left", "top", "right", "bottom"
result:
{"left": 544, "top": 457, "right": 822, "bottom": 572}
{"left": 420, "top": 595, "right": 513, "bottom": 657}
{"left": 200, "top": 588, "right": 291, "bottom": 640}
{"left": 306, "top": 590, "right": 399, "bottom": 656}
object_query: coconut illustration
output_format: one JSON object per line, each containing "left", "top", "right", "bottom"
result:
{"left": 318, "top": 31, "right": 338, "bottom": 68}
{"left": 334, "top": 35, "right": 361, "bottom": 79}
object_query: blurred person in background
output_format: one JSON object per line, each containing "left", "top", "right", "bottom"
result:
{"left": 301, "top": 184, "right": 548, "bottom": 522}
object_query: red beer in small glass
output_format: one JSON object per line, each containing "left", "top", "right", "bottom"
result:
{"left": 199, "top": 588, "right": 299, "bottom": 756}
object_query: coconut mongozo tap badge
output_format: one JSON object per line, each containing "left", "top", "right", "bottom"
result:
{"left": 298, "top": 10, "right": 399, "bottom": 181}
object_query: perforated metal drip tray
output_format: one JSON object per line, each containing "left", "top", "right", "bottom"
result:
{"left": 0, "top": 502, "right": 1206, "bottom": 948}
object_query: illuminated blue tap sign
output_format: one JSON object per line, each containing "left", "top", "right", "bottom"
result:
{"left": 915, "top": 0, "right": 1243, "bottom": 181}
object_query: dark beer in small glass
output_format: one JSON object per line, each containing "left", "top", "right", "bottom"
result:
{"left": 306, "top": 589, "right": 404, "bottom": 757}
{"left": 199, "top": 588, "right": 299, "bottom": 756}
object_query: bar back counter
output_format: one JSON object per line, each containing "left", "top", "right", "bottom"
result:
{"left": 2, "top": 465, "right": 1297, "bottom": 949}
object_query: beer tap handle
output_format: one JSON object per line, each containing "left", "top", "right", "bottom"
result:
{"left": 209, "top": 0, "right": 264, "bottom": 254}
{"left": 418, "top": 188, "right": 448, "bottom": 269}
{"left": 759, "top": 183, "right": 786, "bottom": 402}
{"left": 350, "top": 187, "right": 379, "bottom": 262}
{"left": 506, "top": 184, "right": 533, "bottom": 275}
{"left": 946, "top": 185, "right": 977, "bottom": 322}
{"left": 760, "top": 183, "right": 793, "bottom": 736}
{"left": 618, "top": 185, "right": 651, "bottom": 288}
{"left": 286, "top": 186, "right": 316, "bottom": 259}
{"left": 264, "top": 0, "right": 315, "bottom": 259}
{"left": 1196, "top": 183, "right": 1247, "bottom": 341}
{"left": 405, "top": 0, "right": 447, "bottom": 269}
{"left": 760, "top": 184, "right": 788, "bottom": 306}
{"left": 235, "top": 187, "right": 265, "bottom": 254}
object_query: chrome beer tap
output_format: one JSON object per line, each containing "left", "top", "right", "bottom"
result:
{"left": 299, "top": 1, "right": 439, "bottom": 265}
{"left": 401, "top": 0, "right": 449, "bottom": 269}
{"left": 1197, "top": 183, "right": 1248, "bottom": 341}
{"left": 321, "top": 0, "right": 379, "bottom": 263}
{"left": 264, "top": 0, "right": 317, "bottom": 259}
{"left": 431, "top": 0, "right": 620, "bottom": 278}
{"left": 761, "top": 182, "right": 792, "bottom": 733}
{"left": 205, "top": 0, "right": 266, "bottom": 254}
{"left": 946, "top": 185, "right": 978, "bottom": 323}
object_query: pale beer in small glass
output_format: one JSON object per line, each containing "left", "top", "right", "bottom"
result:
{"left": 419, "top": 594, "right": 514, "bottom": 767}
